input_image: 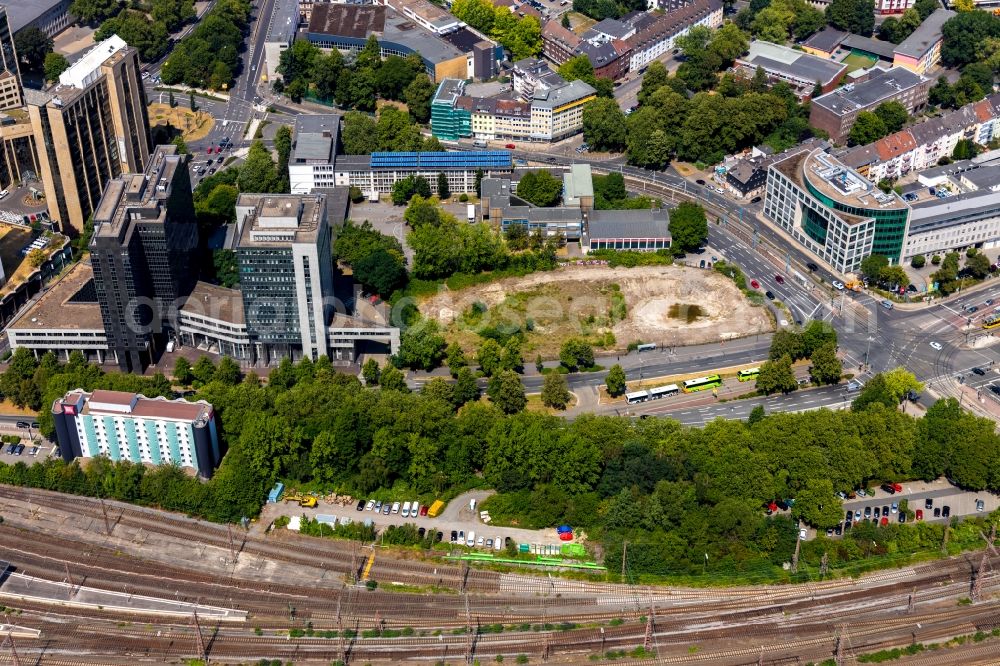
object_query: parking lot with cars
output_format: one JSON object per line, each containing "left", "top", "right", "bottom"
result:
{"left": 832, "top": 478, "right": 997, "bottom": 537}
{"left": 0, "top": 418, "right": 50, "bottom": 463}
{"left": 258, "top": 490, "right": 572, "bottom": 554}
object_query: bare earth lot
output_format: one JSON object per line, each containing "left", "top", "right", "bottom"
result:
{"left": 420, "top": 264, "right": 772, "bottom": 358}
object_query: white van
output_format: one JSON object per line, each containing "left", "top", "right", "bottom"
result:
{"left": 412, "top": 502, "right": 421, "bottom": 517}
{"left": 401, "top": 501, "right": 411, "bottom": 518}
{"left": 391, "top": 501, "right": 400, "bottom": 514}
{"left": 466, "top": 531, "right": 475, "bottom": 547}
{"left": 494, "top": 536, "right": 503, "bottom": 550}
{"left": 473, "top": 139, "right": 487, "bottom": 148}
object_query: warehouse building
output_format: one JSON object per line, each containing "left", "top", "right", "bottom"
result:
{"left": 52, "top": 389, "right": 221, "bottom": 479}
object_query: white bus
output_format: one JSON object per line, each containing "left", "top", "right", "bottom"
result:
{"left": 625, "top": 390, "right": 649, "bottom": 404}
{"left": 648, "top": 384, "right": 679, "bottom": 400}
{"left": 636, "top": 343, "right": 657, "bottom": 352}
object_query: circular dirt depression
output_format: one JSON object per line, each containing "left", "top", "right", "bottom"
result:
{"left": 420, "top": 264, "right": 772, "bottom": 354}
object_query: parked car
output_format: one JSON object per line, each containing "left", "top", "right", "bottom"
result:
{"left": 916, "top": 509, "right": 923, "bottom": 520}
{"left": 933, "top": 507, "right": 941, "bottom": 518}
{"left": 505, "top": 143, "right": 516, "bottom": 149}
{"left": 930, "top": 341, "right": 943, "bottom": 350}
{"left": 882, "top": 505, "right": 889, "bottom": 516}
{"left": 29, "top": 446, "right": 38, "bottom": 457}
{"left": 451, "top": 530, "right": 458, "bottom": 542}
{"left": 750, "top": 279, "right": 760, "bottom": 289}
{"left": 419, "top": 505, "right": 429, "bottom": 517}
{"left": 925, "top": 498, "right": 933, "bottom": 509}
{"left": 14, "top": 444, "right": 24, "bottom": 455}
{"left": 898, "top": 513, "right": 906, "bottom": 523}
{"left": 973, "top": 367, "right": 986, "bottom": 376}
{"left": 356, "top": 499, "right": 365, "bottom": 511}
{"left": 774, "top": 274, "right": 785, "bottom": 284}
{"left": 891, "top": 502, "right": 898, "bottom": 514}
{"left": 880, "top": 517, "right": 888, "bottom": 526}
{"left": 806, "top": 262, "right": 819, "bottom": 272}
{"left": 374, "top": 500, "right": 382, "bottom": 512}
{"left": 977, "top": 499, "right": 985, "bottom": 512}
{"left": 865, "top": 506, "right": 872, "bottom": 517}
{"left": 365, "top": 500, "right": 374, "bottom": 511}
{"left": 880, "top": 483, "right": 896, "bottom": 495}
{"left": 873, "top": 507, "right": 880, "bottom": 518}
{"left": 832, "top": 280, "right": 845, "bottom": 290}
{"left": 418, "top": 527, "right": 426, "bottom": 538}
{"left": 382, "top": 504, "right": 391, "bottom": 515}
{"left": 834, "top": 524, "right": 843, "bottom": 535}
{"left": 855, "top": 509, "right": 862, "bottom": 520}
{"left": 942, "top": 505, "right": 951, "bottom": 518}
{"left": 765, "top": 290, "right": 775, "bottom": 300}
{"left": 696, "top": 179, "right": 705, "bottom": 185}
{"left": 799, "top": 528, "right": 807, "bottom": 540}
{"left": 750, "top": 196, "right": 762, "bottom": 203}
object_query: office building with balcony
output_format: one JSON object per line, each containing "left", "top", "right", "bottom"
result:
{"left": 51, "top": 389, "right": 221, "bottom": 479}
{"left": 764, "top": 148, "right": 910, "bottom": 273}
{"left": 26, "top": 35, "right": 152, "bottom": 234}
{"left": 90, "top": 144, "right": 199, "bottom": 373}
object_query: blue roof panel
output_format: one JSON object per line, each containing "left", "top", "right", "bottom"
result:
{"left": 370, "top": 151, "right": 512, "bottom": 170}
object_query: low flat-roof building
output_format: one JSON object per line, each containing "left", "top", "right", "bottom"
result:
{"left": 892, "top": 9, "right": 955, "bottom": 75}
{"left": 264, "top": 0, "right": 301, "bottom": 81}
{"left": 840, "top": 34, "right": 897, "bottom": 63}
{"left": 563, "top": 163, "right": 594, "bottom": 211}
{"left": 5, "top": 261, "right": 109, "bottom": 363}
{"left": 333, "top": 150, "right": 514, "bottom": 196}
{"left": 905, "top": 186, "right": 1000, "bottom": 258}
{"left": 288, "top": 114, "right": 340, "bottom": 193}
{"left": 52, "top": 389, "right": 221, "bottom": 479}
{"left": 178, "top": 281, "right": 252, "bottom": 361}
{"left": 736, "top": 41, "right": 849, "bottom": 99}
{"left": 306, "top": 3, "right": 498, "bottom": 81}
{"left": 584, "top": 209, "right": 671, "bottom": 253}
{"left": 801, "top": 27, "right": 848, "bottom": 59}
{"left": 810, "top": 67, "right": 930, "bottom": 144}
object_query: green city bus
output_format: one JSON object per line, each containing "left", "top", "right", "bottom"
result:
{"left": 682, "top": 374, "right": 723, "bottom": 393}
{"left": 737, "top": 367, "right": 760, "bottom": 381}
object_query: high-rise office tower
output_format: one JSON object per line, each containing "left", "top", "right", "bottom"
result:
{"left": 26, "top": 34, "right": 151, "bottom": 235}
{"left": 234, "top": 193, "right": 334, "bottom": 363}
{"left": 0, "top": 6, "right": 22, "bottom": 109}
{"left": 90, "top": 144, "right": 199, "bottom": 373}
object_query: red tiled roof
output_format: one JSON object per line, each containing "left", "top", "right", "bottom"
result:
{"left": 874, "top": 130, "right": 916, "bottom": 161}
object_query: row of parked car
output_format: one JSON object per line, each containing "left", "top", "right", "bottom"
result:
{"left": 357, "top": 499, "right": 428, "bottom": 518}
{"left": 4, "top": 443, "right": 38, "bottom": 457}
{"left": 450, "top": 530, "right": 507, "bottom": 551}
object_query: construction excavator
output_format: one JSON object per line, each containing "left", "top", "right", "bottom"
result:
{"left": 282, "top": 493, "right": 318, "bottom": 508}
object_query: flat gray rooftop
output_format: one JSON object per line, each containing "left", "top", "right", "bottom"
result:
{"left": 812, "top": 67, "right": 926, "bottom": 116}
{"left": 4, "top": 0, "right": 66, "bottom": 33}
{"left": 894, "top": 9, "right": 955, "bottom": 59}
{"left": 589, "top": 209, "right": 670, "bottom": 239}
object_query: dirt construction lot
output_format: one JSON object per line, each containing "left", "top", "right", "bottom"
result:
{"left": 420, "top": 264, "right": 772, "bottom": 358}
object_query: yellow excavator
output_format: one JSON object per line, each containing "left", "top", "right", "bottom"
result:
{"left": 282, "top": 493, "right": 318, "bottom": 508}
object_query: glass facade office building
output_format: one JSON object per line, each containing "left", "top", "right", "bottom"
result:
{"left": 764, "top": 148, "right": 910, "bottom": 274}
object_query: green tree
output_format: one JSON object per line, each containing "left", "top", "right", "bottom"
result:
{"left": 605, "top": 364, "right": 627, "bottom": 397}
{"left": 477, "top": 338, "right": 503, "bottom": 377}
{"left": 151, "top": 0, "right": 195, "bottom": 31}
{"left": 71, "top": 0, "right": 121, "bottom": 24}
{"left": 638, "top": 61, "right": 669, "bottom": 105}
{"left": 170, "top": 135, "right": 188, "bottom": 155}
{"left": 882, "top": 367, "right": 923, "bottom": 402}
{"left": 436, "top": 172, "right": 451, "bottom": 199}
{"left": 668, "top": 201, "right": 708, "bottom": 251}
{"left": 173, "top": 357, "right": 193, "bottom": 385}
{"left": 952, "top": 138, "right": 981, "bottom": 160}
{"left": 215, "top": 357, "right": 242, "bottom": 385}
{"left": 192, "top": 356, "right": 216, "bottom": 385}
{"left": 353, "top": 249, "right": 408, "bottom": 296}
{"left": 14, "top": 27, "right": 53, "bottom": 72}
{"left": 911, "top": 254, "right": 926, "bottom": 269}
{"left": 274, "top": 125, "right": 293, "bottom": 193}
{"left": 801, "top": 320, "right": 837, "bottom": 357}
{"left": 914, "top": 0, "right": 938, "bottom": 19}
{"left": 825, "top": 0, "right": 875, "bottom": 35}
{"left": 792, "top": 479, "right": 843, "bottom": 528}
{"left": 860, "top": 254, "right": 889, "bottom": 284}
{"left": 453, "top": 366, "right": 481, "bottom": 406}
{"left": 541, "top": 373, "right": 571, "bottom": 410}
{"left": 403, "top": 74, "right": 435, "bottom": 123}
{"left": 942, "top": 10, "right": 1000, "bottom": 68}
{"left": 487, "top": 370, "right": 526, "bottom": 414}
{"left": 95, "top": 11, "right": 170, "bottom": 62}
{"left": 849, "top": 111, "right": 888, "bottom": 146}
{"left": 769, "top": 328, "right": 805, "bottom": 361}
{"left": 237, "top": 141, "right": 279, "bottom": 193}
{"left": 582, "top": 98, "right": 628, "bottom": 152}
{"left": 379, "top": 365, "right": 409, "bottom": 392}
{"left": 212, "top": 249, "right": 239, "bottom": 288}
{"left": 561, "top": 12, "right": 571, "bottom": 28}
{"left": 808, "top": 343, "right": 842, "bottom": 385}
{"left": 756, "top": 354, "right": 797, "bottom": 394}
{"left": 446, "top": 342, "right": 468, "bottom": 377}
{"left": 873, "top": 101, "right": 908, "bottom": 134}
{"left": 747, "top": 404, "right": 766, "bottom": 425}
{"left": 967, "top": 251, "right": 991, "bottom": 278}
{"left": 559, "top": 338, "right": 594, "bottom": 370}
{"left": 396, "top": 319, "right": 447, "bottom": 371}
{"left": 515, "top": 170, "right": 562, "bottom": 207}
{"left": 852, "top": 373, "right": 897, "bottom": 411}
{"left": 362, "top": 358, "right": 381, "bottom": 386}
{"left": 43, "top": 52, "right": 69, "bottom": 81}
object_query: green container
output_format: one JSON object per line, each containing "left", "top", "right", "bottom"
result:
{"left": 518, "top": 543, "right": 530, "bottom": 553}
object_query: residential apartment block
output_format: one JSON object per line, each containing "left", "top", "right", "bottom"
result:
{"left": 809, "top": 67, "right": 930, "bottom": 144}
{"left": 431, "top": 77, "right": 596, "bottom": 143}
{"left": 0, "top": 6, "right": 21, "bottom": 110}
{"left": 764, "top": 148, "right": 910, "bottom": 272}
{"left": 626, "top": 0, "right": 723, "bottom": 73}
{"left": 52, "top": 389, "right": 221, "bottom": 479}
{"left": 891, "top": 9, "right": 954, "bottom": 75}
{"left": 837, "top": 94, "right": 1000, "bottom": 182}
{"left": 26, "top": 35, "right": 152, "bottom": 234}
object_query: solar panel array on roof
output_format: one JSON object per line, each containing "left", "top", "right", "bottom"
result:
{"left": 370, "top": 151, "right": 512, "bottom": 169}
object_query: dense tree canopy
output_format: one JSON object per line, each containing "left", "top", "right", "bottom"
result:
{"left": 14, "top": 28, "right": 53, "bottom": 72}
{"left": 941, "top": 10, "right": 1000, "bottom": 68}
{"left": 160, "top": 0, "right": 251, "bottom": 89}
{"left": 451, "top": 0, "right": 542, "bottom": 59}
{"left": 668, "top": 202, "right": 708, "bottom": 251}
{"left": 825, "top": 0, "right": 876, "bottom": 35}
